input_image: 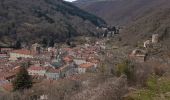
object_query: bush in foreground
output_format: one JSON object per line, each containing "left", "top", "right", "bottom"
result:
{"left": 12, "top": 67, "right": 32, "bottom": 91}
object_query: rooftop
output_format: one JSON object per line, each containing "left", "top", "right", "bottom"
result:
{"left": 28, "top": 66, "right": 47, "bottom": 71}
{"left": 1, "top": 83, "right": 13, "bottom": 92}
{"left": 63, "top": 56, "right": 73, "bottom": 63}
{"left": 79, "top": 63, "right": 95, "bottom": 68}
{"left": 47, "top": 68, "right": 59, "bottom": 73}
{"left": 11, "top": 49, "right": 33, "bottom": 55}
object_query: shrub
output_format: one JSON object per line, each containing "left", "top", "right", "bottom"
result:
{"left": 12, "top": 67, "right": 32, "bottom": 91}
{"left": 129, "top": 74, "right": 170, "bottom": 100}
{"left": 116, "top": 60, "right": 135, "bottom": 82}
{"left": 146, "top": 74, "right": 158, "bottom": 91}
{"left": 98, "top": 63, "right": 107, "bottom": 75}
{"left": 153, "top": 66, "right": 165, "bottom": 76}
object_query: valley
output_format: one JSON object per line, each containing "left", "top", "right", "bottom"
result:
{"left": 0, "top": 0, "right": 170, "bottom": 100}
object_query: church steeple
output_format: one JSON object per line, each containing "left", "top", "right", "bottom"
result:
{"left": 51, "top": 50, "right": 63, "bottom": 68}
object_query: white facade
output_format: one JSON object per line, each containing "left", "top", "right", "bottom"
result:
{"left": 46, "top": 72, "right": 60, "bottom": 80}
{"left": 73, "top": 59, "right": 87, "bottom": 65}
{"left": 10, "top": 53, "right": 33, "bottom": 59}
{"left": 28, "top": 70, "right": 46, "bottom": 76}
{"left": 76, "top": 63, "right": 97, "bottom": 74}
{"left": 76, "top": 68, "right": 86, "bottom": 74}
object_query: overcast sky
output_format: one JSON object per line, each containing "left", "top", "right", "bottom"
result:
{"left": 64, "top": 0, "right": 77, "bottom": 2}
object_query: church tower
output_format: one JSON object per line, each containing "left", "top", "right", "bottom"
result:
{"left": 31, "top": 43, "right": 41, "bottom": 54}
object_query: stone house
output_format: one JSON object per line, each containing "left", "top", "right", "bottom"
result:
{"left": 45, "top": 68, "right": 60, "bottom": 80}
{"left": 63, "top": 56, "right": 73, "bottom": 64}
{"left": 65, "top": 62, "right": 77, "bottom": 76}
{"left": 0, "top": 54, "right": 9, "bottom": 59}
{"left": 0, "top": 48, "right": 13, "bottom": 54}
{"left": 2, "top": 66, "right": 20, "bottom": 82}
{"left": 129, "top": 49, "right": 147, "bottom": 62}
{"left": 9, "top": 49, "right": 34, "bottom": 60}
{"left": 31, "top": 43, "right": 41, "bottom": 54}
{"left": 144, "top": 40, "right": 152, "bottom": 48}
{"left": 58, "top": 65, "right": 69, "bottom": 78}
{"left": 28, "top": 66, "right": 47, "bottom": 76}
{"left": 73, "top": 59, "right": 87, "bottom": 65}
{"left": 77, "top": 63, "right": 97, "bottom": 74}
{"left": 152, "top": 34, "right": 159, "bottom": 43}
{"left": 3, "top": 73, "right": 16, "bottom": 82}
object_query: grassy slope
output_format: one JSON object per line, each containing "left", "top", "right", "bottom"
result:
{"left": 126, "top": 74, "right": 170, "bottom": 100}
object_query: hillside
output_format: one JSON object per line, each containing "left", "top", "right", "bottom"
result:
{"left": 121, "top": 5, "right": 170, "bottom": 45}
{"left": 75, "top": 0, "right": 170, "bottom": 25}
{"left": 75, "top": 0, "right": 170, "bottom": 45}
{"left": 0, "top": 0, "right": 106, "bottom": 46}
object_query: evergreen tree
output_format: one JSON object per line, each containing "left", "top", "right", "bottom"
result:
{"left": 41, "top": 37, "right": 48, "bottom": 48}
{"left": 21, "top": 61, "right": 31, "bottom": 69}
{"left": 15, "top": 40, "right": 21, "bottom": 49}
{"left": 48, "top": 38, "right": 55, "bottom": 47}
{"left": 12, "top": 67, "right": 32, "bottom": 91}
{"left": 66, "top": 39, "right": 71, "bottom": 46}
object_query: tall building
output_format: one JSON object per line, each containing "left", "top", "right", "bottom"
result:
{"left": 31, "top": 43, "right": 41, "bottom": 54}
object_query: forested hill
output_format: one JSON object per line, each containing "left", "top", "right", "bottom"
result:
{"left": 75, "top": 0, "right": 170, "bottom": 25}
{"left": 0, "top": 0, "right": 106, "bottom": 46}
{"left": 75, "top": 0, "right": 170, "bottom": 44}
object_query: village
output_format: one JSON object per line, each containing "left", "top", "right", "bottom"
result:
{"left": 0, "top": 31, "right": 162, "bottom": 93}
{"left": 0, "top": 31, "right": 169, "bottom": 100}
{"left": 0, "top": 25, "right": 122, "bottom": 92}
{"left": 0, "top": 39, "right": 108, "bottom": 91}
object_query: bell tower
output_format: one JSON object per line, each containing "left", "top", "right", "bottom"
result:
{"left": 31, "top": 43, "right": 41, "bottom": 54}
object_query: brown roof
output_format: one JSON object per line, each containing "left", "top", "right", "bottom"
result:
{"left": 79, "top": 63, "right": 95, "bottom": 68}
{"left": 131, "top": 49, "right": 146, "bottom": 55}
{"left": 4, "top": 73, "right": 16, "bottom": 79}
{"left": 28, "top": 66, "right": 47, "bottom": 71}
{"left": 47, "top": 68, "right": 59, "bottom": 73}
{"left": 87, "top": 58, "right": 99, "bottom": 64}
{"left": 10, "top": 66, "right": 21, "bottom": 74}
{"left": 2, "top": 83, "right": 13, "bottom": 92}
{"left": 11, "top": 49, "right": 33, "bottom": 55}
{"left": 0, "top": 48, "right": 13, "bottom": 51}
{"left": 63, "top": 56, "right": 73, "bottom": 63}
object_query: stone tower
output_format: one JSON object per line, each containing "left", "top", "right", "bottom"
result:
{"left": 32, "top": 43, "right": 41, "bottom": 54}
{"left": 152, "top": 34, "right": 159, "bottom": 43}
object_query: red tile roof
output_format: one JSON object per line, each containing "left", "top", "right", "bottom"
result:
{"left": 28, "top": 66, "right": 46, "bottom": 71}
{"left": 4, "top": 73, "right": 16, "bottom": 79}
{"left": 10, "top": 66, "right": 21, "bottom": 74}
{"left": 0, "top": 76, "right": 5, "bottom": 80}
{"left": 0, "top": 54, "right": 8, "bottom": 56}
{"left": 2, "top": 83, "right": 13, "bottom": 92}
{"left": 79, "top": 63, "right": 95, "bottom": 68}
{"left": 47, "top": 68, "right": 59, "bottom": 73}
{"left": 63, "top": 56, "right": 73, "bottom": 63}
{"left": 0, "top": 48, "right": 13, "bottom": 51}
{"left": 11, "top": 49, "right": 33, "bottom": 55}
